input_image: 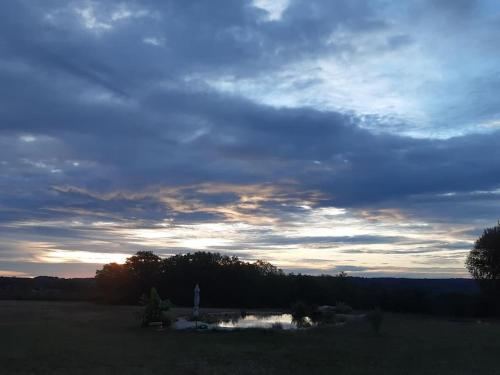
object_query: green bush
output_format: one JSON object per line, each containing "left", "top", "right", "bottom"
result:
{"left": 139, "top": 287, "right": 173, "bottom": 327}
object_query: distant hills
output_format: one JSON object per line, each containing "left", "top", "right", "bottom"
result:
{"left": 0, "top": 276, "right": 96, "bottom": 300}
{"left": 0, "top": 275, "right": 479, "bottom": 302}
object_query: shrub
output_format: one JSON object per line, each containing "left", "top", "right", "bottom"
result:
{"left": 291, "top": 301, "right": 308, "bottom": 320}
{"left": 139, "top": 287, "right": 173, "bottom": 327}
{"left": 292, "top": 317, "right": 312, "bottom": 328}
{"left": 366, "top": 308, "right": 383, "bottom": 334}
{"left": 310, "top": 307, "right": 336, "bottom": 325}
{"left": 308, "top": 304, "right": 322, "bottom": 321}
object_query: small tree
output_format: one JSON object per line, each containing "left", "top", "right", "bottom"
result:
{"left": 140, "top": 287, "right": 173, "bottom": 327}
{"left": 466, "top": 224, "right": 500, "bottom": 295}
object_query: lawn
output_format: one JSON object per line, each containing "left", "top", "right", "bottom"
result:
{"left": 1, "top": 300, "right": 500, "bottom": 374}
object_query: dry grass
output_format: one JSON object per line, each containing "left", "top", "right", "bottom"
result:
{"left": 1, "top": 300, "right": 500, "bottom": 374}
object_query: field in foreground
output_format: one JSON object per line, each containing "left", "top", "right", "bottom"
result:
{"left": 1, "top": 301, "right": 500, "bottom": 375}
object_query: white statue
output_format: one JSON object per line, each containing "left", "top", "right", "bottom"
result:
{"left": 193, "top": 284, "right": 200, "bottom": 318}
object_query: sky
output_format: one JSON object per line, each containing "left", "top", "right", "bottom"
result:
{"left": 1, "top": 0, "right": 500, "bottom": 278}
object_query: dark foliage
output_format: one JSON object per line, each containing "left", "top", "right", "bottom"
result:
{"left": 2, "top": 250, "right": 492, "bottom": 317}
{"left": 126, "top": 251, "right": 162, "bottom": 293}
{"left": 466, "top": 224, "right": 500, "bottom": 284}
{"left": 290, "top": 301, "right": 309, "bottom": 320}
{"left": 95, "top": 263, "right": 137, "bottom": 304}
{"left": 91, "top": 251, "right": 492, "bottom": 317}
{"left": 466, "top": 223, "right": 500, "bottom": 312}
{"left": 139, "top": 287, "right": 173, "bottom": 327}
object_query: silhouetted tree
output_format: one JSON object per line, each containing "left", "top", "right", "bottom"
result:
{"left": 252, "top": 260, "right": 283, "bottom": 276}
{"left": 125, "top": 251, "right": 162, "bottom": 294}
{"left": 94, "top": 251, "right": 483, "bottom": 316}
{"left": 466, "top": 224, "right": 500, "bottom": 305}
{"left": 95, "top": 262, "right": 136, "bottom": 303}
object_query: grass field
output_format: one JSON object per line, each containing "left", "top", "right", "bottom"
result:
{"left": 1, "top": 300, "right": 500, "bottom": 374}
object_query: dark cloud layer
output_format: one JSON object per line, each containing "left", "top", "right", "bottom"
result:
{"left": 0, "top": 0, "right": 499, "bottom": 276}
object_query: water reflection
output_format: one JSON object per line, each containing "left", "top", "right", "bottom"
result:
{"left": 215, "top": 313, "right": 312, "bottom": 330}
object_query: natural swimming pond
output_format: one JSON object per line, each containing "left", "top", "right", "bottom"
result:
{"left": 173, "top": 313, "right": 315, "bottom": 330}
{"left": 215, "top": 313, "right": 312, "bottom": 330}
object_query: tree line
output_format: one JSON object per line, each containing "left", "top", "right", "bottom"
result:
{"left": 95, "top": 251, "right": 352, "bottom": 307}
{"left": 1, "top": 223, "right": 497, "bottom": 316}
{"left": 94, "top": 249, "right": 495, "bottom": 317}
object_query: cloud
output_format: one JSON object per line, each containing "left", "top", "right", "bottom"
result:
{"left": 1, "top": 0, "right": 499, "bottom": 277}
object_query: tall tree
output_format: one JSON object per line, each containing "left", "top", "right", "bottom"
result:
{"left": 466, "top": 223, "right": 500, "bottom": 299}
{"left": 125, "top": 251, "right": 162, "bottom": 294}
{"left": 95, "top": 262, "right": 136, "bottom": 303}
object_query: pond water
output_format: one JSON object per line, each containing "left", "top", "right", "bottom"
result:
{"left": 214, "top": 313, "right": 312, "bottom": 330}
